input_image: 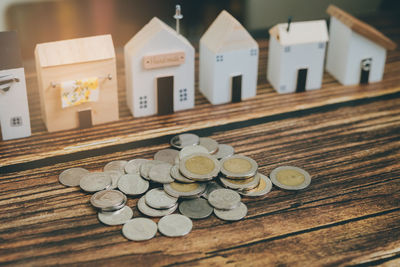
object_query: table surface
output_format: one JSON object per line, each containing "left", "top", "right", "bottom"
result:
{"left": 1, "top": 14, "right": 400, "bottom": 267}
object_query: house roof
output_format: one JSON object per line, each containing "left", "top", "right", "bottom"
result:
{"left": 0, "top": 31, "right": 23, "bottom": 71}
{"left": 125, "top": 17, "right": 193, "bottom": 56}
{"left": 327, "top": 5, "right": 397, "bottom": 50}
{"left": 35, "top": 34, "right": 115, "bottom": 68}
{"left": 269, "top": 20, "right": 328, "bottom": 46}
{"left": 200, "top": 10, "right": 257, "bottom": 53}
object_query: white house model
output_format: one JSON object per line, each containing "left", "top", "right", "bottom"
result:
{"left": 0, "top": 31, "right": 31, "bottom": 140}
{"left": 199, "top": 10, "right": 259, "bottom": 105}
{"left": 325, "top": 5, "right": 397, "bottom": 85}
{"left": 267, "top": 20, "right": 329, "bottom": 94}
{"left": 124, "top": 16, "right": 194, "bottom": 117}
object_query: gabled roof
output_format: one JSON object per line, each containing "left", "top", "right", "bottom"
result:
{"left": 327, "top": 5, "right": 396, "bottom": 50}
{"left": 269, "top": 20, "right": 328, "bottom": 46}
{"left": 200, "top": 10, "right": 257, "bottom": 53}
{"left": 35, "top": 34, "right": 115, "bottom": 68}
{"left": 0, "top": 31, "right": 23, "bottom": 70}
{"left": 125, "top": 17, "right": 193, "bottom": 56}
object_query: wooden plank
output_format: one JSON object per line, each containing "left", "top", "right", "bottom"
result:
{"left": 143, "top": 51, "right": 185, "bottom": 70}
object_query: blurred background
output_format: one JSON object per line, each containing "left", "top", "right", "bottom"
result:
{"left": 1, "top": 0, "right": 399, "bottom": 59}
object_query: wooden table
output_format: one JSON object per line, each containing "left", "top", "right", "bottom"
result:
{"left": 1, "top": 17, "right": 400, "bottom": 266}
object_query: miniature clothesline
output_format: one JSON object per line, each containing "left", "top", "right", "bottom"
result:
{"left": 50, "top": 74, "right": 113, "bottom": 88}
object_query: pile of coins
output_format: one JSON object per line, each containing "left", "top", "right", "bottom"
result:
{"left": 59, "top": 133, "right": 311, "bottom": 241}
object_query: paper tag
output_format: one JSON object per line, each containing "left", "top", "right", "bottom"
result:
{"left": 61, "top": 77, "right": 99, "bottom": 108}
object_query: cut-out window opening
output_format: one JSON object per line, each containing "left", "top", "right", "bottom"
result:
{"left": 250, "top": 49, "right": 257, "bottom": 56}
{"left": 284, "top": 46, "right": 291, "bottom": 53}
{"left": 216, "top": 55, "right": 224, "bottom": 62}
{"left": 179, "top": 88, "right": 187, "bottom": 102}
{"left": 10, "top": 116, "right": 22, "bottom": 127}
{"left": 318, "top": 42, "right": 325, "bottom": 49}
{"left": 139, "top": 96, "right": 148, "bottom": 109}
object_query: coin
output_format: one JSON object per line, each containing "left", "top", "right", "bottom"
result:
{"left": 180, "top": 153, "right": 220, "bottom": 181}
{"left": 213, "top": 144, "right": 234, "bottom": 160}
{"left": 140, "top": 160, "right": 165, "bottom": 180}
{"left": 164, "top": 182, "right": 206, "bottom": 198}
{"left": 199, "top": 137, "right": 219, "bottom": 154}
{"left": 158, "top": 214, "right": 193, "bottom": 237}
{"left": 240, "top": 173, "right": 272, "bottom": 197}
{"left": 214, "top": 202, "right": 247, "bottom": 221}
{"left": 202, "top": 181, "right": 224, "bottom": 199}
{"left": 122, "top": 218, "right": 158, "bottom": 241}
{"left": 170, "top": 133, "right": 200, "bottom": 149}
{"left": 170, "top": 165, "right": 195, "bottom": 183}
{"left": 179, "top": 145, "right": 209, "bottom": 160}
{"left": 118, "top": 173, "right": 149, "bottom": 195}
{"left": 79, "top": 172, "right": 112, "bottom": 192}
{"left": 145, "top": 188, "right": 178, "bottom": 209}
{"left": 220, "top": 155, "right": 258, "bottom": 179}
{"left": 219, "top": 173, "right": 261, "bottom": 191}
{"left": 137, "top": 196, "right": 178, "bottom": 217}
{"left": 270, "top": 166, "right": 311, "bottom": 190}
{"left": 179, "top": 198, "right": 213, "bottom": 219}
{"left": 98, "top": 206, "right": 133, "bottom": 226}
{"left": 59, "top": 167, "right": 90, "bottom": 187}
{"left": 154, "top": 149, "right": 179, "bottom": 165}
{"left": 148, "top": 163, "right": 175, "bottom": 184}
{"left": 208, "top": 189, "right": 241, "bottom": 210}
{"left": 104, "top": 160, "right": 128, "bottom": 173}
{"left": 90, "top": 189, "right": 127, "bottom": 211}
{"left": 104, "top": 170, "right": 123, "bottom": 189}
{"left": 125, "top": 159, "right": 149, "bottom": 174}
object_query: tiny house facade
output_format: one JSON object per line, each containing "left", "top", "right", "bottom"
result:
{"left": 35, "top": 35, "right": 118, "bottom": 132}
{"left": 267, "top": 20, "right": 328, "bottom": 94}
{"left": 0, "top": 31, "right": 31, "bottom": 140}
{"left": 124, "top": 17, "right": 194, "bottom": 117}
{"left": 325, "top": 5, "right": 397, "bottom": 85}
{"left": 200, "top": 10, "right": 259, "bottom": 105}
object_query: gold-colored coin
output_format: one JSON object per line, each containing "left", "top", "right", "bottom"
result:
{"left": 276, "top": 169, "right": 305, "bottom": 186}
{"left": 220, "top": 155, "right": 258, "bottom": 179}
{"left": 223, "top": 158, "right": 252, "bottom": 174}
{"left": 185, "top": 156, "right": 215, "bottom": 175}
{"left": 180, "top": 153, "right": 220, "bottom": 181}
{"left": 270, "top": 166, "right": 311, "bottom": 190}
{"left": 244, "top": 175, "right": 266, "bottom": 193}
{"left": 164, "top": 181, "right": 207, "bottom": 198}
{"left": 220, "top": 173, "right": 260, "bottom": 190}
{"left": 239, "top": 174, "right": 272, "bottom": 197}
{"left": 170, "top": 182, "right": 199, "bottom": 192}
{"left": 224, "top": 176, "right": 254, "bottom": 185}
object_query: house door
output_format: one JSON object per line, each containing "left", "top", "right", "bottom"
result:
{"left": 157, "top": 76, "right": 174, "bottom": 115}
{"left": 231, "top": 75, "right": 242, "bottom": 103}
{"left": 296, "top": 68, "right": 308, "bottom": 93}
{"left": 360, "top": 58, "right": 372, "bottom": 84}
{"left": 78, "top": 108, "right": 93, "bottom": 129}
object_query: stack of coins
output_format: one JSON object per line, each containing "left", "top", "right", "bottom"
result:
{"left": 58, "top": 132, "right": 311, "bottom": 241}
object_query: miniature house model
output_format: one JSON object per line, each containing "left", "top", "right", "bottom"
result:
{"left": 325, "top": 5, "right": 397, "bottom": 85}
{"left": 267, "top": 20, "right": 329, "bottom": 94}
{"left": 0, "top": 31, "right": 31, "bottom": 140}
{"left": 35, "top": 35, "right": 118, "bottom": 132}
{"left": 124, "top": 16, "right": 195, "bottom": 117}
{"left": 199, "top": 10, "right": 259, "bottom": 105}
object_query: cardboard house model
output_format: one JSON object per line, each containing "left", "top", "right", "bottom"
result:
{"left": 35, "top": 35, "right": 118, "bottom": 132}
{"left": 267, "top": 20, "right": 329, "bottom": 94}
{"left": 0, "top": 31, "right": 31, "bottom": 140}
{"left": 199, "top": 10, "right": 259, "bottom": 105}
{"left": 325, "top": 5, "right": 397, "bottom": 85}
{"left": 124, "top": 17, "right": 195, "bottom": 117}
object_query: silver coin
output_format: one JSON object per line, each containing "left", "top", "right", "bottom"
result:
{"left": 154, "top": 149, "right": 179, "bottom": 165}
{"left": 179, "top": 198, "right": 213, "bottom": 219}
{"left": 179, "top": 145, "right": 209, "bottom": 160}
{"left": 219, "top": 173, "right": 261, "bottom": 191}
{"left": 179, "top": 153, "right": 220, "bottom": 181}
{"left": 104, "top": 170, "right": 123, "bottom": 189}
{"left": 240, "top": 174, "right": 273, "bottom": 197}
{"left": 104, "top": 160, "right": 128, "bottom": 173}
{"left": 118, "top": 173, "right": 149, "bottom": 195}
{"left": 208, "top": 189, "right": 241, "bottom": 210}
{"left": 59, "top": 167, "right": 90, "bottom": 187}
{"left": 170, "top": 165, "right": 195, "bottom": 183}
{"left": 174, "top": 156, "right": 180, "bottom": 166}
{"left": 213, "top": 144, "right": 235, "bottom": 160}
{"left": 199, "top": 137, "right": 219, "bottom": 154}
{"left": 145, "top": 188, "right": 178, "bottom": 209}
{"left": 125, "top": 159, "right": 149, "bottom": 174}
{"left": 148, "top": 163, "right": 175, "bottom": 184}
{"left": 140, "top": 160, "right": 164, "bottom": 180}
{"left": 170, "top": 133, "right": 200, "bottom": 149}
{"left": 90, "top": 189, "right": 127, "bottom": 211}
{"left": 158, "top": 214, "right": 193, "bottom": 237}
{"left": 122, "top": 218, "right": 158, "bottom": 241}
{"left": 79, "top": 172, "right": 112, "bottom": 193}
{"left": 137, "top": 196, "right": 178, "bottom": 217}
{"left": 202, "top": 181, "right": 224, "bottom": 199}
{"left": 220, "top": 155, "right": 258, "bottom": 179}
{"left": 270, "top": 166, "right": 311, "bottom": 190}
{"left": 98, "top": 206, "right": 133, "bottom": 226}
{"left": 164, "top": 182, "right": 206, "bottom": 198}
{"left": 214, "top": 202, "right": 247, "bottom": 221}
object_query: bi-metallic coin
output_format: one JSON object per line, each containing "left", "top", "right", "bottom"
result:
{"left": 179, "top": 153, "right": 220, "bottom": 181}
{"left": 163, "top": 182, "right": 206, "bottom": 198}
{"left": 219, "top": 173, "right": 261, "bottom": 191}
{"left": 270, "top": 166, "right": 311, "bottom": 190}
{"left": 240, "top": 174, "right": 272, "bottom": 197}
{"left": 220, "top": 155, "right": 258, "bottom": 179}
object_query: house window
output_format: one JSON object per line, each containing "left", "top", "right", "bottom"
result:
{"left": 216, "top": 55, "right": 224, "bottom": 62}
{"left": 139, "top": 96, "right": 148, "bottom": 109}
{"left": 250, "top": 49, "right": 257, "bottom": 56}
{"left": 179, "top": 88, "right": 188, "bottom": 102}
{"left": 318, "top": 42, "right": 325, "bottom": 49}
{"left": 284, "top": 46, "right": 291, "bottom": 53}
{"left": 10, "top": 116, "right": 22, "bottom": 127}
